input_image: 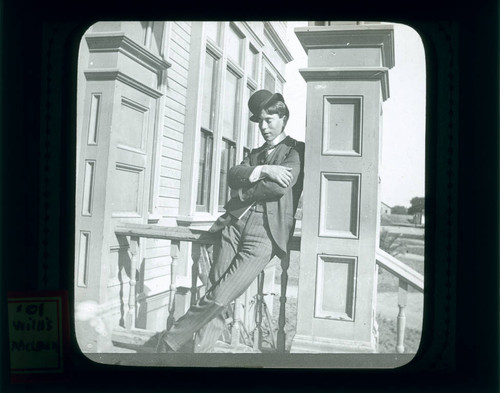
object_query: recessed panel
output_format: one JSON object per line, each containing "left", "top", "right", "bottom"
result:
{"left": 112, "top": 164, "right": 143, "bottom": 216}
{"left": 119, "top": 98, "right": 148, "bottom": 150}
{"left": 77, "top": 231, "right": 90, "bottom": 287}
{"left": 87, "top": 93, "right": 101, "bottom": 145}
{"left": 323, "top": 96, "right": 362, "bottom": 156}
{"left": 81, "top": 160, "right": 96, "bottom": 216}
{"left": 319, "top": 173, "right": 360, "bottom": 238}
{"left": 315, "top": 255, "right": 357, "bottom": 321}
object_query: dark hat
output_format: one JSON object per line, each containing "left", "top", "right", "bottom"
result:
{"left": 248, "top": 89, "right": 287, "bottom": 123}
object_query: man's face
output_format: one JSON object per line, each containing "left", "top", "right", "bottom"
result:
{"left": 258, "top": 110, "right": 285, "bottom": 143}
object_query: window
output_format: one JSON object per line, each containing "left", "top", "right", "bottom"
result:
{"left": 247, "top": 45, "right": 259, "bottom": 81}
{"left": 223, "top": 69, "right": 240, "bottom": 140}
{"left": 197, "top": 130, "right": 213, "bottom": 210}
{"left": 219, "top": 140, "right": 236, "bottom": 207}
{"left": 218, "top": 68, "right": 240, "bottom": 208}
{"left": 195, "top": 22, "right": 265, "bottom": 215}
{"left": 197, "top": 52, "right": 219, "bottom": 211}
{"left": 227, "top": 24, "right": 244, "bottom": 66}
{"left": 201, "top": 53, "right": 218, "bottom": 130}
{"left": 244, "top": 85, "right": 256, "bottom": 157}
{"left": 264, "top": 69, "right": 275, "bottom": 92}
{"left": 205, "top": 22, "right": 221, "bottom": 45}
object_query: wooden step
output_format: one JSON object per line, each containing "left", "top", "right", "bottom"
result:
{"left": 111, "top": 327, "right": 260, "bottom": 353}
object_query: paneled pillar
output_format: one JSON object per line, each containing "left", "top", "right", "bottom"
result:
{"left": 291, "top": 25, "right": 394, "bottom": 353}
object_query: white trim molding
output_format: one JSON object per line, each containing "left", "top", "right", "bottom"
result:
{"left": 295, "top": 25, "right": 395, "bottom": 69}
{"left": 85, "top": 32, "right": 172, "bottom": 72}
{"left": 263, "top": 22, "right": 294, "bottom": 63}
{"left": 84, "top": 69, "right": 164, "bottom": 99}
{"left": 299, "top": 67, "right": 390, "bottom": 101}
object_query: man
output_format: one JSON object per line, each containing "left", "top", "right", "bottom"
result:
{"left": 157, "top": 89, "right": 304, "bottom": 353}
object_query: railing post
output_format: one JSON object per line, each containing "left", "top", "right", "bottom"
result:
{"left": 190, "top": 252, "right": 199, "bottom": 306}
{"left": 277, "top": 250, "right": 291, "bottom": 352}
{"left": 253, "top": 271, "right": 265, "bottom": 351}
{"left": 231, "top": 297, "right": 242, "bottom": 347}
{"left": 126, "top": 236, "right": 139, "bottom": 331}
{"left": 167, "top": 240, "right": 180, "bottom": 330}
{"left": 396, "top": 279, "right": 408, "bottom": 353}
{"left": 372, "top": 263, "right": 380, "bottom": 350}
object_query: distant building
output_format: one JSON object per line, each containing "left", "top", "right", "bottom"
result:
{"left": 413, "top": 209, "right": 425, "bottom": 226}
{"left": 381, "top": 201, "right": 392, "bottom": 215}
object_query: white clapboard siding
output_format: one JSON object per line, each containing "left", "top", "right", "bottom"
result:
{"left": 160, "top": 166, "right": 182, "bottom": 180}
{"left": 161, "top": 146, "right": 183, "bottom": 161}
{"left": 160, "top": 177, "right": 181, "bottom": 190}
{"left": 157, "top": 196, "right": 180, "bottom": 209}
{"left": 165, "top": 88, "right": 187, "bottom": 107}
{"left": 159, "top": 186, "right": 180, "bottom": 198}
{"left": 165, "top": 96, "right": 186, "bottom": 117}
{"left": 141, "top": 22, "right": 191, "bottom": 311}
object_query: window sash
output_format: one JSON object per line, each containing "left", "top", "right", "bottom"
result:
{"left": 227, "top": 24, "right": 244, "bottom": 66}
{"left": 247, "top": 45, "right": 259, "bottom": 81}
{"left": 205, "top": 22, "right": 221, "bottom": 45}
{"left": 264, "top": 68, "right": 276, "bottom": 92}
{"left": 245, "top": 85, "right": 256, "bottom": 149}
{"left": 223, "top": 68, "right": 241, "bottom": 141}
{"left": 218, "top": 138, "right": 236, "bottom": 208}
{"left": 196, "top": 129, "right": 214, "bottom": 211}
{"left": 201, "top": 52, "right": 218, "bottom": 131}
{"left": 195, "top": 23, "right": 265, "bottom": 215}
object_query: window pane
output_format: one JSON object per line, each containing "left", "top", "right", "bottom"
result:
{"left": 247, "top": 45, "right": 258, "bottom": 80}
{"left": 197, "top": 130, "right": 213, "bottom": 210}
{"left": 275, "top": 79, "right": 284, "bottom": 94}
{"left": 219, "top": 139, "right": 236, "bottom": 207}
{"left": 264, "top": 69, "right": 275, "bottom": 92}
{"left": 223, "top": 69, "right": 240, "bottom": 140}
{"left": 202, "top": 53, "right": 217, "bottom": 130}
{"left": 205, "top": 22, "right": 221, "bottom": 45}
{"left": 227, "top": 25, "right": 243, "bottom": 66}
{"left": 246, "top": 85, "right": 255, "bottom": 147}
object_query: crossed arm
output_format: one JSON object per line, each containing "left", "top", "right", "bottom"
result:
{"left": 227, "top": 147, "right": 302, "bottom": 203}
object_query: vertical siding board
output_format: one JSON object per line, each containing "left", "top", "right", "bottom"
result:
{"left": 143, "top": 22, "right": 192, "bottom": 300}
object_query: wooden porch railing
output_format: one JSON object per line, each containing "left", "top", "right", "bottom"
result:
{"left": 113, "top": 222, "right": 422, "bottom": 353}
{"left": 114, "top": 222, "right": 300, "bottom": 353}
{"left": 375, "top": 248, "right": 424, "bottom": 353}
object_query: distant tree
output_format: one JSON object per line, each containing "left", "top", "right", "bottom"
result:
{"left": 407, "top": 197, "right": 425, "bottom": 215}
{"left": 391, "top": 205, "right": 408, "bottom": 215}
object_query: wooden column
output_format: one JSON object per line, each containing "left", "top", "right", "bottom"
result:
{"left": 291, "top": 25, "right": 394, "bottom": 353}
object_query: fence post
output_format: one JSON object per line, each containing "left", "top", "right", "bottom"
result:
{"left": 396, "top": 279, "right": 408, "bottom": 353}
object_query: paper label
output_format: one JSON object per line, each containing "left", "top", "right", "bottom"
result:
{"left": 8, "top": 291, "right": 68, "bottom": 383}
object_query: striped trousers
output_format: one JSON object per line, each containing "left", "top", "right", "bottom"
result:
{"left": 164, "top": 209, "right": 275, "bottom": 352}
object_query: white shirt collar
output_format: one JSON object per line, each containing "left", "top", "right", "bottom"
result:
{"left": 266, "top": 132, "right": 287, "bottom": 148}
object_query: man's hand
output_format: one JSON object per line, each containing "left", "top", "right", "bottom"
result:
{"left": 261, "top": 165, "right": 293, "bottom": 188}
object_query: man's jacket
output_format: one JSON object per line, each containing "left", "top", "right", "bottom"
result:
{"left": 222, "top": 136, "right": 304, "bottom": 256}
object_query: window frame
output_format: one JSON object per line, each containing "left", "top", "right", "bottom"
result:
{"left": 195, "top": 22, "right": 265, "bottom": 216}
{"left": 180, "top": 22, "right": 279, "bottom": 223}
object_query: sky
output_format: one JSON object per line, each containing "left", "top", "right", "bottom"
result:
{"left": 283, "top": 22, "right": 426, "bottom": 208}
